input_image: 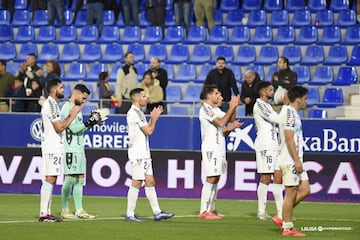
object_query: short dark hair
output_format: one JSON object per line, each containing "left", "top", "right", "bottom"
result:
{"left": 130, "top": 88, "right": 144, "bottom": 100}
{"left": 201, "top": 84, "right": 219, "bottom": 100}
{"left": 0, "top": 59, "right": 6, "bottom": 67}
{"left": 124, "top": 51, "right": 133, "bottom": 58}
{"left": 216, "top": 56, "right": 226, "bottom": 63}
{"left": 74, "top": 84, "right": 91, "bottom": 95}
{"left": 46, "top": 78, "right": 62, "bottom": 93}
{"left": 28, "top": 53, "right": 37, "bottom": 59}
{"left": 287, "top": 86, "right": 308, "bottom": 103}
{"left": 256, "top": 81, "right": 272, "bottom": 94}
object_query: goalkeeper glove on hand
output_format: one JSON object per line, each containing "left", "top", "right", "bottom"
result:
{"left": 84, "top": 110, "right": 101, "bottom": 128}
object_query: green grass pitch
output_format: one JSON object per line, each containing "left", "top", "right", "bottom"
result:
{"left": 0, "top": 194, "right": 358, "bottom": 240}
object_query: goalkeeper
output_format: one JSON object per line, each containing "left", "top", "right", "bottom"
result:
{"left": 60, "top": 84, "right": 106, "bottom": 219}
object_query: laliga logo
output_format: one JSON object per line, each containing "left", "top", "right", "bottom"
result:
{"left": 30, "top": 118, "right": 42, "bottom": 142}
{"left": 227, "top": 124, "right": 254, "bottom": 151}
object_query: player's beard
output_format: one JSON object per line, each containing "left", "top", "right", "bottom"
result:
{"left": 56, "top": 91, "right": 64, "bottom": 99}
{"left": 74, "top": 99, "right": 82, "bottom": 106}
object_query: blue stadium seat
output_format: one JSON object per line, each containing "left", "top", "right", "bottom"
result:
{"left": 214, "top": 9, "right": 223, "bottom": 26}
{"left": 32, "top": 10, "right": 48, "bottom": 26}
{"left": 63, "top": 83, "right": 72, "bottom": 98}
{"left": 57, "top": 9, "right": 74, "bottom": 26}
{"left": 330, "top": 0, "right": 349, "bottom": 12}
{"left": 162, "top": 26, "right": 185, "bottom": 44}
{"left": 121, "top": 26, "right": 141, "bottom": 43}
{"left": 282, "top": 46, "right": 301, "bottom": 64}
{"left": 109, "top": 63, "right": 122, "bottom": 82}
{"left": 37, "top": 44, "right": 59, "bottom": 63}
{"left": 347, "top": 46, "right": 360, "bottom": 66}
{"left": 293, "top": 66, "right": 310, "bottom": 84}
{"left": 173, "top": 64, "right": 196, "bottom": 83}
{"left": 184, "top": 85, "right": 203, "bottom": 103}
{"left": 227, "top": 25, "right": 250, "bottom": 44}
{"left": 59, "top": 44, "right": 80, "bottom": 63}
{"left": 307, "top": 0, "right": 327, "bottom": 12}
{"left": 82, "top": 105, "right": 97, "bottom": 114}
{"left": 136, "top": 63, "right": 150, "bottom": 81}
{"left": 225, "top": 10, "right": 243, "bottom": 27}
{"left": 139, "top": 10, "right": 150, "bottom": 27}
{"left": 303, "top": 46, "right": 324, "bottom": 65}
{"left": 306, "top": 87, "right": 321, "bottom": 107}
{"left": 189, "top": 45, "right": 211, "bottom": 65}
{"left": 79, "top": 44, "right": 101, "bottom": 63}
{"left": 246, "top": 65, "right": 265, "bottom": 80}
{"left": 317, "top": 87, "right": 344, "bottom": 108}
{"left": 323, "top": 46, "right": 348, "bottom": 65}
{"left": 34, "top": 26, "right": 56, "bottom": 43}
{"left": 206, "top": 26, "right": 228, "bottom": 44}
{"left": 76, "top": 25, "right": 98, "bottom": 43}
{"left": 166, "top": 0, "right": 173, "bottom": 10}
{"left": 314, "top": 10, "right": 334, "bottom": 27}
{"left": 14, "top": 43, "right": 38, "bottom": 62}
{"left": 168, "top": 105, "right": 189, "bottom": 115}
{"left": 103, "top": 10, "right": 115, "bottom": 25}
{"left": 162, "top": 64, "right": 174, "bottom": 80}
{"left": 184, "top": 26, "right": 207, "bottom": 44}
{"left": 98, "top": 26, "right": 120, "bottom": 43}
{"left": 308, "top": 109, "right": 328, "bottom": 119}
{"left": 0, "top": 9, "right": 11, "bottom": 24}
{"left": 247, "top": 10, "right": 266, "bottom": 27}
{"left": 0, "top": 25, "right": 13, "bottom": 42}
{"left": 318, "top": 25, "right": 341, "bottom": 45}
{"left": 166, "top": 85, "right": 182, "bottom": 102}
{"left": 195, "top": 65, "right": 213, "bottom": 83}
{"left": 6, "top": 63, "right": 20, "bottom": 76}
{"left": 264, "top": 0, "right": 283, "bottom": 12}
{"left": 74, "top": 10, "right": 87, "bottom": 26}
{"left": 273, "top": 25, "right": 295, "bottom": 44}
{"left": 256, "top": 46, "right": 279, "bottom": 65}
{"left": 55, "top": 25, "right": 77, "bottom": 43}
{"left": 285, "top": 0, "right": 305, "bottom": 12}
{"left": 233, "top": 46, "right": 256, "bottom": 65}
{"left": 292, "top": 9, "right": 311, "bottom": 27}
{"left": 14, "top": 0, "right": 27, "bottom": 9}
{"left": 166, "top": 45, "right": 189, "bottom": 64}
{"left": 251, "top": 26, "right": 273, "bottom": 44}
{"left": 228, "top": 65, "right": 242, "bottom": 83}
{"left": 266, "top": 65, "right": 278, "bottom": 82}
{"left": 237, "top": 106, "right": 246, "bottom": 117}
{"left": 13, "top": 25, "right": 34, "bottom": 43}
{"left": 63, "top": 63, "right": 86, "bottom": 81}
{"left": 165, "top": 10, "right": 175, "bottom": 26}
{"left": 269, "top": 10, "right": 289, "bottom": 27}
{"left": 12, "top": 9, "right": 30, "bottom": 25}
{"left": 146, "top": 45, "right": 167, "bottom": 62}
{"left": 211, "top": 46, "right": 234, "bottom": 64}
{"left": 141, "top": 26, "right": 163, "bottom": 43}
{"left": 341, "top": 25, "right": 360, "bottom": 45}
{"left": 220, "top": 0, "right": 240, "bottom": 11}
{"left": 332, "top": 67, "right": 358, "bottom": 85}
{"left": 127, "top": 44, "right": 145, "bottom": 62}
{"left": 296, "top": 25, "right": 318, "bottom": 44}
{"left": 337, "top": 10, "right": 356, "bottom": 27}
{"left": 242, "top": 0, "right": 262, "bottom": 12}
{"left": 310, "top": 66, "right": 333, "bottom": 85}
{"left": 116, "top": 12, "right": 125, "bottom": 27}
{"left": 0, "top": 43, "right": 16, "bottom": 61}
{"left": 87, "top": 63, "right": 108, "bottom": 81}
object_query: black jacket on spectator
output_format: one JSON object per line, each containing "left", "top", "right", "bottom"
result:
{"left": 271, "top": 68, "right": 297, "bottom": 91}
{"left": 240, "top": 73, "right": 261, "bottom": 116}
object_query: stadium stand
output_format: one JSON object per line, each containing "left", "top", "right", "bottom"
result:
{"left": 34, "top": 26, "right": 56, "bottom": 43}
{"left": 348, "top": 46, "right": 360, "bottom": 66}
{"left": 189, "top": 45, "right": 211, "bottom": 65}
{"left": 184, "top": 26, "right": 207, "bottom": 44}
{"left": 292, "top": 9, "right": 312, "bottom": 27}
{"left": 98, "top": 26, "right": 121, "bottom": 43}
{"left": 228, "top": 25, "right": 250, "bottom": 44}
{"left": 233, "top": 46, "right": 256, "bottom": 65}
{"left": 247, "top": 10, "right": 266, "bottom": 27}
{"left": 263, "top": 0, "right": 283, "bottom": 12}
{"left": 13, "top": 25, "right": 34, "bottom": 43}
{"left": 310, "top": 66, "right": 334, "bottom": 85}
{"left": 0, "top": 9, "right": 10, "bottom": 24}
{"left": 317, "top": 87, "right": 344, "bottom": 108}
{"left": 0, "top": 43, "right": 16, "bottom": 61}
{"left": 285, "top": 0, "right": 305, "bottom": 12}
{"left": 59, "top": 44, "right": 80, "bottom": 63}
{"left": 308, "top": 109, "right": 328, "bottom": 119}
{"left": 332, "top": 67, "right": 358, "bottom": 86}
{"left": 166, "top": 85, "right": 182, "bottom": 102}
{"left": 282, "top": 45, "right": 301, "bottom": 64}
{"left": 323, "top": 46, "right": 348, "bottom": 65}
{"left": 37, "top": 44, "right": 59, "bottom": 63}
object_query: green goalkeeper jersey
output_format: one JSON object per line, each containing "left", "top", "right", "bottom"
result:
{"left": 61, "top": 101, "right": 88, "bottom": 154}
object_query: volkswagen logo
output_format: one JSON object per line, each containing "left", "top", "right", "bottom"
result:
{"left": 30, "top": 118, "right": 42, "bottom": 142}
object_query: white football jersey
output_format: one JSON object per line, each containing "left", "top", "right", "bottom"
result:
{"left": 253, "top": 98, "right": 280, "bottom": 150}
{"left": 41, "top": 96, "right": 63, "bottom": 154}
{"left": 127, "top": 105, "right": 150, "bottom": 160}
{"left": 278, "top": 105, "right": 304, "bottom": 165}
{"left": 199, "top": 102, "right": 226, "bottom": 154}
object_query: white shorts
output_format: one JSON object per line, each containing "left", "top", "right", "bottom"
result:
{"left": 280, "top": 163, "right": 309, "bottom": 187}
{"left": 256, "top": 149, "right": 279, "bottom": 173}
{"left": 202, "top": 151, "right": 227, "bottom": 177}
{"left": 42, "top": 152, "right": 63, "bottom": 176}
{"left": 129, "top": 158, "right": 153, "bottom": 181}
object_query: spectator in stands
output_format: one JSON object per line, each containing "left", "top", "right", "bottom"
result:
{"left": 39, "top": 60, "right": 61, "bottom": 98}
{"left": 204, "top": 56, "right": 240, "bottom": 112}
{"left": 86, "top": 0, "right": 104, "bottom": 37}
{"left": 1, "top": 0, "right": 15, "bottom": 22}
{"left": 4, "top": 78, "right": 26, "bottom": 112}
{"left": 357, "top": 0, "right": 360, "bottom": 23}
{"left": 28, "top": 0, "right": 47, "bottom": 21}
{"left": 104, "top": 0, "right": 121, "bottom": 21}
{"left": 122, "top": 0, "right": 140, "bottom": 26}
{"left": 271, "top": 56, "right": 297, "bottom": 113}
{"left": 98, "top": 71, "right": 118, "bottom": 110}
{"left": 0, "top": 60, "right": 15, "bottom": 112}
{"left": 174, "top": 0, "right": 191, "bottom": 33}
{"left": 115, "top": 52, "right": 138, "bottom": 114}
{"left": 149, "top": 57, "right": 168, "bottom": 113}
{"left": 240, "top": 70, "right": 261, "bottom": 116}
{"left": 47, "top": 0, "right": 66, "bottom": 26}
{"left": 145, "top": 0, "right": 166, "bottom": 35}
{"left": 28, "top": 79, "right": 42, "bottom": 112}
{"left": 140, "top": 71, "right": 164, "bottom": 114}
{"left": 194, "top": 0, "right": 215, "bottom": 31}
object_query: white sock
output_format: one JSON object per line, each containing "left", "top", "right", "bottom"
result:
{"left": 40, "top": 181, "right": 53, "bottom": 215}
{"left": 126, "top": 186, "right": 139, "bottom": 217}
{"left": 200, "top": 182, "right": 214, "bottom": 213}
{"left": 145, "top": 186, "right": 161, "bottom": 215}
{"left": 210, "top": 183, "right": 218, "bottom": 211}
{"left": 283, "top": 221, "right": 294, "bottom": 231}
{"left": 272, "top": 183, "right": 284, "bottom": 218}
{"left": 257, "top": 182, "right": 268, "bottom": 215}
